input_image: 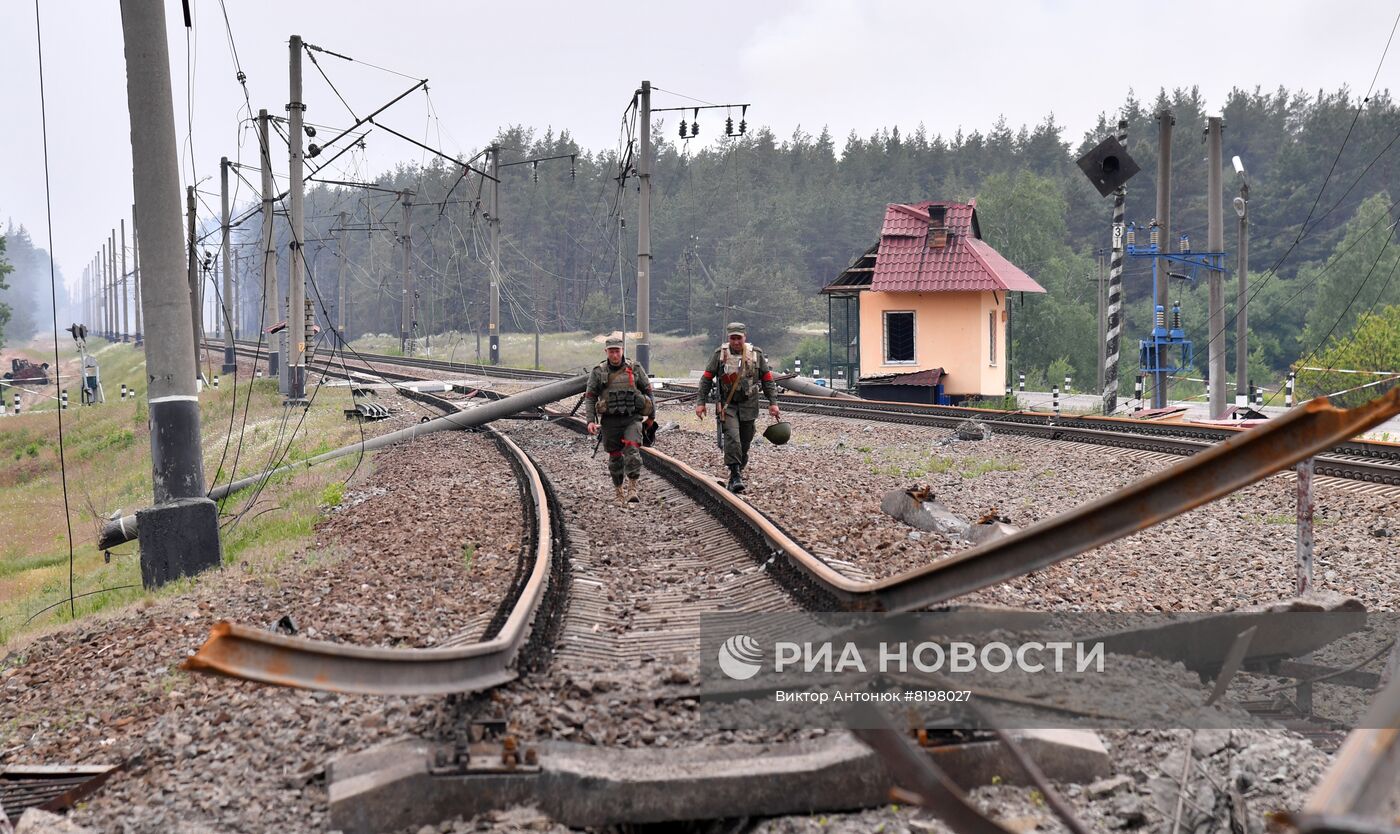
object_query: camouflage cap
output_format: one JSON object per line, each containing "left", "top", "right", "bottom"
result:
{"left": 605, "top": 336, "right": 624, "bottom": 349}
{"left": 726, "top": 322, "right": 747, "bottom": 336}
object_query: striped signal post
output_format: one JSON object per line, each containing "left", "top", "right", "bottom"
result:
{"left": 1286, "top": 373, "right": 1296, "bottom": 408}
{"left": 1018, "top": 372, "right": 1024, "bottom": 392}
{"left": 61, "top": 390, "right": 68, "bottom": 410}
{"left": 13, "top": 393, "right": 20, "bottom": 415}
{"left": 1064, "top": 374, "right": 1072, "bottom": 395}
{"left": 1052, "top": 385, "right": 1060, "bottom": 416}
{"left": 1133, "top": 375, "right": 1143, "bottom": 412}
{"left": 120, "top": 383, "right": 128, "bottom": 401}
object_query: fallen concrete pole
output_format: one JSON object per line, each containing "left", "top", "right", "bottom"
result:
{"left": 779, "top": 374, "right": 859, "bottom": 399}
{"left": 98, "top": 374, "right": 586, "bottom": 549}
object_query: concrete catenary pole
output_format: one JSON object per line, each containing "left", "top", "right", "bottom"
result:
{"left": 636, "top": 79, "right": 653, "bottom": 372}
{"left": 1206, "top": 116, "right": 1227, "bottom": 419}
{"left": 1235, "top": 166, "right": 1250, "bottom": 408}
{"left": 119, "top": 0, "right": 221, "bottom": 585}
{"left": 220, "top": 157, "right": 236, "bottom": 372}
{"left": 100, "top": 242, "right": 108, "bottom": 338}
{"left": 186, "top": 185, "right": 202, "bottom": 381}
{"left": 489, "top": 144, "right": 501, "bottom": 364}
{"left": 1103, "top": 120, "right": 1128, "bottom": 416}
{"left": 120, "top": 220, "right": 130, "bottom": 342}
{"left": 104, "top": 234, "right": 112, "bottom": 338}
{"left": 1153, "top": 109, "right": 1173, "bottom": 410}
{"left": 337, "top": 211, "right": 347, "bottom": 338}
{"left": 257, "top": 109, "right": 279, "bottom": 379}
{"left": 400, "top": 189, "right": 414, "bottom": 355}
{"left": 97, "top": 372, "right": 591, "bottom": 549}
{"left": 287, "top": 35, "right": 308, "bottom": 401}
{"left": 132, "top": 202, "right": 143, "bottom": 344}
{"left": 111, "top": 229, "right": 120, "bottom": 338}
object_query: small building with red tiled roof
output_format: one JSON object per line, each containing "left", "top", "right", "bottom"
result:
{"left": 822, "top": 200, "right": 1046, "bottom": 403}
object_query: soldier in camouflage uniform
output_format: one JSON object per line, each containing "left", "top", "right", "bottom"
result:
{"left": 586, "top": 336, "right": 654, "bottom": 504}
{"left": 695, "top": 322, "right": 780, "bottom": 493}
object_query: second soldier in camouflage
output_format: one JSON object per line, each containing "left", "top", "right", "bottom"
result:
{"left": 695, "top": 322, "right": 780, "bottom": 493}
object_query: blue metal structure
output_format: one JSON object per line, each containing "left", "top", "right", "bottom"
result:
{"left": 1124, "top": 222, "right": 1224, "bottom": 386}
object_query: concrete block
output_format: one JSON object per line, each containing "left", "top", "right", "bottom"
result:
{"left": 968, "top": 521, "right": 1020, "bottom": 546}
{"left": 880, "top": 489, "right": 970, "bottom": 539}
{"left": 328, "top": 734, "right": 890, "bottom": 833}
{"left": 136, "top": 497, "right": 223, "bottom": 589}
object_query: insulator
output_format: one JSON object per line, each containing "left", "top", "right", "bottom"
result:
{"left": 1155, "top": 306, "right": 1166, "bottom": 328}
{"left": 1179, "top": 234, "right": 1190, "bottom": 253}
{"left": 1171, "top": 303, "right": 1181, "bottom": 329}
{"left": 1149, "top": 224, "right": 1160, "bottom": 248}
{"left": 679, "top": 120, "right": 688, "bottom": 139}
{"left": 692, "top": 119, "right": 699, "bottom": 137}
{"left": 304, "top": 125, "right": 317, "bottom": 138}
{"left": 532, "top": 161, "right": 539, "bottom": 183}
{"left": 1126, "top": 225, "right": 1136, "bottom": 246}
{"left": 308, "top": 143, "right": 322, "bottom": 158}
{"left": 739, "top": 120, "right": 747, "bottom": 135}
{"left": 235, "top": 71, "right": 247, "bottom": 84}
{"left": 726, "top": 116, "right": 734, "bottom": 136}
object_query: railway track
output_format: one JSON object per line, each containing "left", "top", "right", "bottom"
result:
{"left": 183, "top": 354, "right": 1400, "bottom": 694}
{"left": 185, "top": 350, "right": 567, "bottom": 695}
{"left": 216, "top": 340, "right": 1400, "bottom": 486}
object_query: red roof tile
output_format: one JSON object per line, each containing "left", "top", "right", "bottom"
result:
{"left": 870, "top": 201, "right": 1046, "bottom": 294}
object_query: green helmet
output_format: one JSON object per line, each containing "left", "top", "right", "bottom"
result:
{"left": 763, "top": 420, "right": 792, "bottom": 445}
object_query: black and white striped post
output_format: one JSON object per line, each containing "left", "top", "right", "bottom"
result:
{"left": 60, "top": 390, "right": 68, "bottom": 410}
{"left": 12, "top": 393, "right": 20, "bottom": 415}
{"left": 1252, "top": 381, "right": 1262, "bottom": 409}
{"left": 255, "top": 367, "right": 263, "bottom": 379}
{"left": 213, "top": 374, "right": 220, "bottom": 389}
{"left": 1064, "top": 374, "right": 1072, "bottom": 395}
{"left": 1286, "top": 372, "right": 1296, "bottom": 408}
{"left": 120, "top": 383, "right": 128, "bottom": 401}
{"left": 1018, "top": 372, "right": 1025, "bottom": 392}
{"left": 1133, "top": 375, "right": 1143, "bottom": 412}
{"left": 1052, "top": 385, "right": 1060, "bottom": 415}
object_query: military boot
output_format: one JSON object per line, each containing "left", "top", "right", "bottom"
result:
{"left": 625, "top": 477, "right": 640, "bottom": 503}
{"left": 613, "top": 479, "right": 625, "bottom": 504}
{"left": 727, "top": 465, "right": 745, "bottom": 494}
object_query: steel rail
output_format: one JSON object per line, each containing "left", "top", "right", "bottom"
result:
{"left": 181, "top": 428, "right": 557, "bottom": 695}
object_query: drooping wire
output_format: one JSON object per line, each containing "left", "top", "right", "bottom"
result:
{"left": 33, "top": 0, "right": 78, "bottom": 619}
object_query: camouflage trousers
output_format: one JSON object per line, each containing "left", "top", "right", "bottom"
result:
{"left": 601, "top": 417, "right": 643, "bottom": 485}
{"left": 718, "top": 409, "right": 757, "bottom": 469}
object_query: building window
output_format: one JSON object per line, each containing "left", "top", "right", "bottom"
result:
{"left": 883, "top": 311, "right": 915, "bottom": 364}
{"left": 989, "top": 311, "right": 997, "bottom": 365}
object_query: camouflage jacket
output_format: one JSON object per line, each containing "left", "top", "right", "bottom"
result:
{"left": 584, "top": 358, "right": 653, "bottom": 423}
{"left": 697, "top": 343, "right": 777, "bottom": 411}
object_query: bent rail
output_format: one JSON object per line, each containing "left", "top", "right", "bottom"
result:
{"left": 181, "top": 429, "right": 558, "bottom": 695}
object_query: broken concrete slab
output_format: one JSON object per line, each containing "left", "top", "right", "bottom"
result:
{"left": 881, "top": 488, "right": 971, "bottom": 540}
{"left": 329, "top": 728, "right": 1113, "bottom": 832}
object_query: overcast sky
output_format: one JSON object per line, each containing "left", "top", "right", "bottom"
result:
{"left": 1, "top": 0, "right": 1395, "bottom": 299}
